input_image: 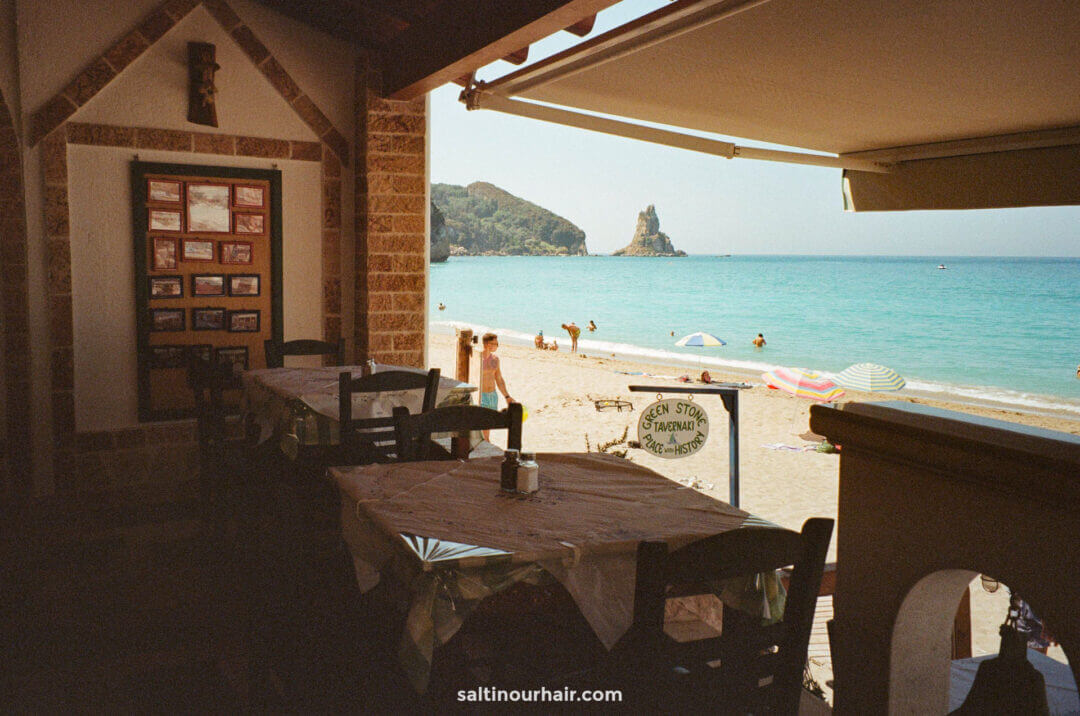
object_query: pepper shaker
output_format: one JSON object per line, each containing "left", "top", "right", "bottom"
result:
{"left": 500, "top": 449, "right": 520, "bottom": 492}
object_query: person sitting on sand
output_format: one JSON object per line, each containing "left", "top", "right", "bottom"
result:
{"left": 588, "top": 320, "right": 597, "bottom": 332}
{"left": 479, "top": 332, "right": 515, "bottom": 439}
{"left": 700, "top": 370, "right": 713, "bottom": 384}
{"left": 534, "top": 330, "right": 546, "bottom": 349}
{"left": 562, "top": 322, "right": 581, "bottom": 353}
{"left": 752, "top": 333, "right": 766, "bottom": 348}
{"left": 549, "top": 339, "right": 559, "bottom": 352}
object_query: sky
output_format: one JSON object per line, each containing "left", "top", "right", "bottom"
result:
{"left": 429, "top": 0, "right": 1079, "bottom": 257}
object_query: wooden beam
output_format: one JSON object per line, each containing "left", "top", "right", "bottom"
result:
{"left": 381, "top": 0, "right": 620, "bottom": 100}
{"left": 252, "top": 0, "right": 371, "bottom": 44}
{"left": 564, "top": 14, "right": 596, "bottom": 36}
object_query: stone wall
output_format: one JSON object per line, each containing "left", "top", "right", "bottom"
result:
{"left": 354, "top": 53, "right": 428, "bottom": 368}
{"left": 0, "top": 87, "right": 31, "bottom": 500}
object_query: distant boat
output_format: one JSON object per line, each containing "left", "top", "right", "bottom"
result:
{"left": 938, "top": 264, "right": 948, "bottom": 270}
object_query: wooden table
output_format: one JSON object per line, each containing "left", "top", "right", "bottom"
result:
{"left": 330, "top": 452, "right": 781, "bottom": 691}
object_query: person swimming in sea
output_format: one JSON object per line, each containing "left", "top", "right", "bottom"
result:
{"left": 752, "top": 333, "right": 766, "bottom": 348}
{"left": 588, "top": 320, "right": 597, "bottom": 332}
{"left": 438, "top": 302, "right": 445, "bottom": 311}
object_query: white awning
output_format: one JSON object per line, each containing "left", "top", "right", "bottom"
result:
{"left": 469, "top": 0, "right": 1080, "bottom": 211}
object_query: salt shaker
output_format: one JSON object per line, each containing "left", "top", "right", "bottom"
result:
{"left": 516, "top": 452, "right": 539, "bottom": 493}
{"left": 500, "top": 449, "right": 520, "bottom": 492}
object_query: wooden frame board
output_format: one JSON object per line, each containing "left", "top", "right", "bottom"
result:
{"left": 133, "top": 161, "right": 283, "bottom": 422}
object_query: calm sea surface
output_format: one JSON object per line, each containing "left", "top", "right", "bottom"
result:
{"left": 430, "top": 256, "right": 1080, "bottom": 416}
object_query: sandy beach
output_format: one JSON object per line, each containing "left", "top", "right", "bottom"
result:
{"left": 429, "top": 331, "right": 1080, "bottom": 662}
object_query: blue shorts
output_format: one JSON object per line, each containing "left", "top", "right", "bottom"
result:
{"left": 480, "top": 391, "right": 498, "bottom": 409}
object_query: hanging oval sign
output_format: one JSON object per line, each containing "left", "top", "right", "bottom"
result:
{"left": 637, "top": 398, "right": 709, "bottom": 459}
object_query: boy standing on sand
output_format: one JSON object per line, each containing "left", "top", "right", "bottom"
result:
{"left": 480, "top": 333, "right": 514, "bottom": 437}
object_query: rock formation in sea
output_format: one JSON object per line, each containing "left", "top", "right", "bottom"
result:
{"left": 612, "top": 205, "right": 687, "bottom": 257}
{"left": 431, "top": 182, "right": 588, "bottom": 256}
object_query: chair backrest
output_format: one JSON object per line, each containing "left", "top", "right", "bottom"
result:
{"left": 393, "top": 403, "right": 522, "bottom": 461}
{"left": 628, "top": 517, "right": 833, "bottom": 713}
{"left": 337, "top": 368, "right": 441, "bottom": 461}
{"left": 187, "top": 355, "right": 242, "bottom": 445}
{"left": 264, "top": 338, "right": 345, "bottom": 368}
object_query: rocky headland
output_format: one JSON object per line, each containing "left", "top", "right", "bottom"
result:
{"left": 431, "top": 182, "right": 587, "bottom": 257}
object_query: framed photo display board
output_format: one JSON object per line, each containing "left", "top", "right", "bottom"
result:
{"left": 133, "top": 162, "right": 282, "bottom": 421}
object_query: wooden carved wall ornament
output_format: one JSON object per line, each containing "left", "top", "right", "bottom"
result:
{"left": 187, "top": 42, "right": 220, "bottom": 127}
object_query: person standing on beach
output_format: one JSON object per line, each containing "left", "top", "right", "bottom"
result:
{"left": 752, "top": 333, "right": 766, "bottom": 348}
{"left": 563, "top": 322, "right": 581, "bottom": 352}
{"left": 534, "top": 330, "right": 545, "bottom": 349}
{"left": 479, "top": 333, "right": 514, "bottom": 439}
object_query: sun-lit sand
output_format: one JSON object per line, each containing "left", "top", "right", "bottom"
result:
{"left": 429, "top": 331, "right": 1080, "bottom": 662}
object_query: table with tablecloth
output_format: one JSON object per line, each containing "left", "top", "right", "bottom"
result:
{"left": 240, "top": 364, "right": 476, "bottom": 459}
{"left": 329, "top": 452, "right": 784, "bottom": 692}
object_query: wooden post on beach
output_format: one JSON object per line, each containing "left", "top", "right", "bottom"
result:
{"left": 454, "top": 329, "right": 474, "bottom": 458}
{"left": 456, "top": 329, "right": 473, "bottom": 383}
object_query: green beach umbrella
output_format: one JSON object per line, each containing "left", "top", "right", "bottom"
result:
{"left": 836, "top": 363, "right": 906, "bottom": 392}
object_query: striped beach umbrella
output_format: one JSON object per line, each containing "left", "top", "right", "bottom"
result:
{"left": 675, "top": 332, "right": 727, "bottom": 347}
{"left": 762, "top": 367, "right": 845, "bottom": 402}
{"left": 836, "top": 363, "right": 906, "bottom": 392}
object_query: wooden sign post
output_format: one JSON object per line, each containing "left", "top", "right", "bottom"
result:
{"left": 453, "top": 328, "right": 474, "bottom": 458}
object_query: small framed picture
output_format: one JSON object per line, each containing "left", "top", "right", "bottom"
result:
{"left": 233, "top": 184, "right": 265, "bottom": 208}
{"left": 149, "top": 308, "right": 185, "bottom": 332}
{"left": 216, "top": 346, "right": 249, "bottom": 375}
{"left": 151, "top": 237, "right": 179, "bottom": 270}
{"left": 192, "top": 307, "right": 226, "bottom": 331}
{"left": 183, "top": 239, "right": 215, "bottom": 262}
{"left": 191, "top": 274, "right": 226, "bottom": 296}
{"left": 148, "top": 208, "right": 182, "bottom": 232}
{"left": 220, "top": 241, "right": 253, "bottom": 265}
{"left": 148, "top": 344, "right": 188, "bottom": 369}
{"left": 187, "top": 182, "right": 232, "bottom": 233}
{"left": 233, "top": 212, "right": 265, "bottom": 236}
{"left": 189, "top": 344, "right": 212, "bottom": 363}
{"left": 228, "top": 274, "right": 260, "bottom": 296}
{"left": 149, "top": 275, "right": 183, "bottom": 298}
{"left": 227, "top": 310, "right": 260, "bottom": 333}
{"left": 147, "top": 179, "right": 182, "bottom": 203}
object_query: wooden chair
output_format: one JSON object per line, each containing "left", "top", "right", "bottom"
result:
{"left": 187, "top": 356, "right": 246, "bottom": 511}
{"left": 264, "top": 338, "right": 345, "bottom": 368}
{"left": 336, "top": 368, "right": 441, "bottom": 464}
{"left": 393, "top": 403, "right": 522, "bottom": 462}
{"left": 614, "top": 517, "right": 834, "bottom": 713}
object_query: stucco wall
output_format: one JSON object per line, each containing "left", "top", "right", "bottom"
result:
{"left": 68, "top": 145, "right": 323, "bottom": 431}
{"left": 16, "top": 0, "right": 356, "bottom": 492}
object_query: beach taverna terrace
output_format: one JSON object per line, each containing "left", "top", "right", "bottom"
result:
{"left": 1, "top": 0, "right": 1079, "bottom": 711}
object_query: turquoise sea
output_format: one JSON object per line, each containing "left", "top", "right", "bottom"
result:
{"left": 430, "top": 256, "right": 1080, "bottom": 417}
